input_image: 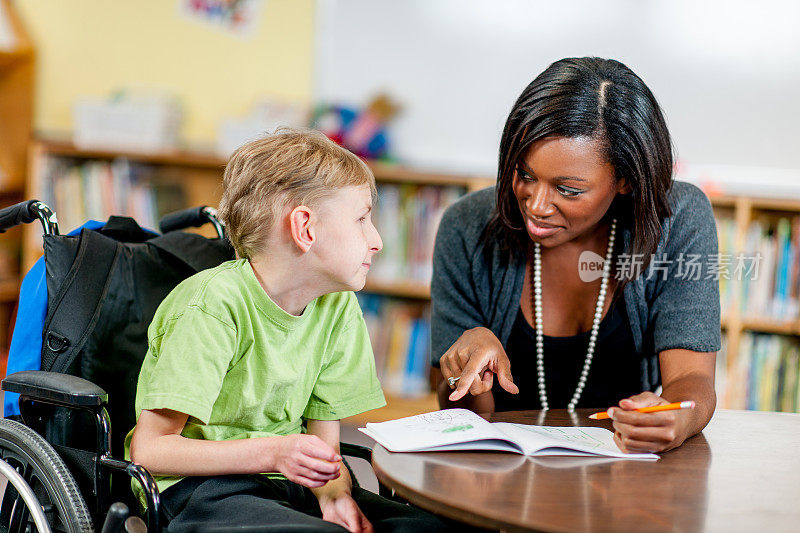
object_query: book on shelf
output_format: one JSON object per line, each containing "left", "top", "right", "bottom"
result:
{"left": 358, "top": 293, "right": 431, "bottom": 398}
{"left": 718, "top": 331, "right": 799, "bottom": 412}
{"left": 774, "top": 218, "right": 792, "bottom": 317}
{"left": 715, "top": 212, "right": 800, "bottom": 321}
{"left": 716, "top": 332, "right": 729, "bottom": 406}
{"left": 356, "top": 181, "right": 469, "bottom": 400}
{"left": 370, "top": 183, "right": 463, "bottom": 285}
{"left": 404, "top": 318, "right": 431, "bottom": 396}
{"left": 359, "top": 408, "right": 658, "bottom": 460}
{"left": 781, "top": 347, "right": 799, "bottom": 413}
{"left": 716, "top": 216, "right": 736, "bottom": 311}
{"left": 39, "top": 156, "right": 186, "bottom": 232}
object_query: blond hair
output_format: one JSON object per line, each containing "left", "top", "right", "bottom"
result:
{"left": 218, "top": 128, "right": 376, "bottom": 259}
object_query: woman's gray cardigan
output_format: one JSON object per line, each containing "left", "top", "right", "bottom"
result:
{"left": 430, "top": 181, "right": 721, "bottom": 391}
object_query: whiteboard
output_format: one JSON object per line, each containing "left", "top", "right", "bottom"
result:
{"left": 314, "top": 0, "right": 800, "bottom": 186}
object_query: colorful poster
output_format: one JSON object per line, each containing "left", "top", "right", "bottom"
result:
{"left": 178, "top": 0, "right": 264, "bottom": 38}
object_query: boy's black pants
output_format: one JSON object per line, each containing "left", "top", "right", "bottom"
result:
{"left": 160, "top": 474, "right": 454, "bottom": 532}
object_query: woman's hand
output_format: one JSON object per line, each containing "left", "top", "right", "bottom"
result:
{"left": 317, "top": 493, "right": 373, "bottom": 533}
{"left": 440, "top": 327, "right": 519, "bottom": 401}
{"left": 609, "top": 392, "right": 691, "bottom": 453}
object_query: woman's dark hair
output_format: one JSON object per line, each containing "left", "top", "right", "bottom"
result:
{"left": 487, "top": 57, "right": 673, "bottom": 287}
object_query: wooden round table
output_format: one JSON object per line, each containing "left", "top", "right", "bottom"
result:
{"left": 371, "top": 409, "right": 800, "bottom": 532}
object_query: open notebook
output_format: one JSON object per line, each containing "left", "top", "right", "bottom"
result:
{"left": 360, "top": 408, "right": 658, "bottom": 460}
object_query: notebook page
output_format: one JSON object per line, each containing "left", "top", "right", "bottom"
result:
{"left": 493, "top": 423, "right": 659, "bottom": 460}
{"left": 361, "top": 409, "right": 513, "bottom": 452}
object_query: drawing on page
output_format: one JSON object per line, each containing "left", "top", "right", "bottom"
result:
{"left": 403, "top": 411, "right": 480, "bottom": 434}
{"left": 512, "top": 425, "right": 606, "bottom": 449}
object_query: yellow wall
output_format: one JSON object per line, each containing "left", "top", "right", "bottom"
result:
{"left": 16, "top": 0, "right": 315, "bottom": 145}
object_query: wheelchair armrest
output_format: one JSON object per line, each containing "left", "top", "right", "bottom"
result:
{"left": 340, "top": 442, "right": 373, "bottom": 463}
{"left": 1, "top": 370, "right": 108, "bottom": 407}
{"left": 341, "top": 442, "right": 395, "bottom": 499}
{"left": 99, "top": 457, "right": 160, "bottom": 533}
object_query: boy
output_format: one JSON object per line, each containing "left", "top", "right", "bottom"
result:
{"left": 125, "top": 130, "right": 448, "bottom": 532}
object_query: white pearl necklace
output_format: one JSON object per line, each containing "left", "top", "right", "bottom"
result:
{"left": 532, "top": 219, "right": 617, "bottom": 411}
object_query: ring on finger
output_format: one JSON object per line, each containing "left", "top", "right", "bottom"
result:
{"left": 447, "top": 376, "right": 460, "bottom": 388}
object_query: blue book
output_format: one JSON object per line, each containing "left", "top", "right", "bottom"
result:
{"left": 403, "top": 318, "right": 431, "bottom": 396}
{"left": 747, "top": 336, "right": 762, "bottom": 411}
{"left": 774, "top": 219, "right": 791, "bottom": 317}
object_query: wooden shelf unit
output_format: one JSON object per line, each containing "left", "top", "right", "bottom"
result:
{"left": 711, "top": 194, "right": 800, "bottom": 411}
{"left": 363, "top": 278, "right": 431, "bottom": 299}
{"left": 24, "top": 139, "right": 494, "bottom": 274}
{"left": 20, "top": 141, "right": 487, "bottom": 422}
{"left": 32, "top": 138, "right": 228, "bottom": 170}
{"left": 0, "top": 0, "right": 34, "bottom": 352}
{"left": 711, "top": 195, "right": 800, "bottom": 213}
{"left": 710, "top": 193, "right": 800, "bottom": 345}
{"left": 366, "top": 160, "right": 492, "bottom": 192}
{"left": 722, "top": 316, "right": 800, "bottom": 336}
{"left": 24, "top": 134, "right": 800, "bottom": 416}
{"left": 22, "top": 139, "right": 229, "bottom": 273}
{"left": 0, "top": 0, "right": 33, "bottom": 191}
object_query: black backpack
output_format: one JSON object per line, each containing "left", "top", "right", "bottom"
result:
{"left": 34, "top": 214, "right": 234, "bottom": 504}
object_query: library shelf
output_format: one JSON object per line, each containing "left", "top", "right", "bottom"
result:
{"left": 721, "top": 316, "right": 800, "bottom": 336}
{"left": 0, "top": 0, "right": 34, "bottom": 352}
{"left": 33, "top": 139, "right": 495, "bottom": 190}
{"left": 24, "top": 138, "right": 495, "bottom": 273}
{"left": 22, "top": 140, "right": 476, "bottom": 421}
{"left": 363, "top": 279, "right": 430, "bottom": 300}
{"left": 21, "top": 138, "right": 232, "bottom": 274}
{"left": 34, "top": 138, "right": 228, "bottom": 170}
{"left": 366, "top": 160, "right": 493, "bottom": 192}
{"left": 711, "top": 192, "right": 800, "bottom": 412}
{"left": 21, "top": 137, "right": 800, "bottom": 414}
{"left": 711, "top": 195, "right": 800, "bottom": 213}
{"left": 710, "top": 192, "right": 800, "bottom": 338}
{"left": 742, "top": 318, "right": 800, "bottom": 336}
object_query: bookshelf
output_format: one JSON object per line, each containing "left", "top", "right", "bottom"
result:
{"left": 22, "top": 138, "right": 493, "bottom": 419}
{"left": 22, "top": 138, "right": 493, "bottom": 276}
{"left": 22, "top": 139, "right": 228, "bottom": 273}
{"left": 0, "top": 0, "right": 34, "bottom": 352}
{"left": 356, "top": 192, "right": 800, "bottom": 415}
{"left": 713, "top": 194, "right": 800, "bottom": 412}
{"left": 22, "top": 134, "right": 800, "bottom": 415}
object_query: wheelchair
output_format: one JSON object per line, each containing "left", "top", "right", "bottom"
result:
{"left": 0, "top": 200, "right": 380, "bottom": 532}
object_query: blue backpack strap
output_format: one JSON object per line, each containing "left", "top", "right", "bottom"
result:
{"left": 4, "top": 257, "right": 47, "bottom": 416}
{"left": 41, "top": 228, "right": 120, "bottom": 373}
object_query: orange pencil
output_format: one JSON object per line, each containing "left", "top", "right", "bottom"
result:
{"left": 588, "top": 400, "right": 695, "bottom": 420}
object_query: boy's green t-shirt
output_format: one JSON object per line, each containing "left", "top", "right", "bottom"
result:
{"left": 124, "top": 259, "right": 386, "bottom": 499}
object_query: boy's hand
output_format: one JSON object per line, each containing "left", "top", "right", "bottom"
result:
{"left": 318, "top": 493, "right": 374, "bottom": 533}
{"left": 273, "top": 434, "right": 342, "bottom": 488}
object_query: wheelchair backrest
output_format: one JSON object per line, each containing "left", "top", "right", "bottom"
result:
{"left": 29, "top": 215, "right": 235, "bottom": 458}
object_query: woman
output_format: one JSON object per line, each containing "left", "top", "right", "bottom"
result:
{"left": 431, "top": 57, "right": 720, "bottom": 453}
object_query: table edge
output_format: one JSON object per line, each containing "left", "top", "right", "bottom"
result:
{"left": 371, "top": 446, "right": 533, "bottom": 531}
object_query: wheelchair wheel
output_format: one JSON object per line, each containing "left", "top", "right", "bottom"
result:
{"left": 0, "top": 418, "right": 93, "bottom": 533}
